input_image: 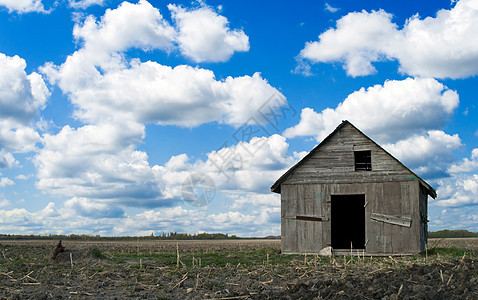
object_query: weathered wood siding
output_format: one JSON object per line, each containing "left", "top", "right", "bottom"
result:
{"left": 280, "top": 123, "right": 426, "bottom": 255}
{"left": 282, "top": 122, "right": 419, "bottom": 185}
{"left": 281, "top": 184, "right": 330, "bottom": 253}
{"left": 419, "top": 184, "right": 429, "bottom": 252}
{"left": 281, "top": 181, "right": 422, "bottom": 254}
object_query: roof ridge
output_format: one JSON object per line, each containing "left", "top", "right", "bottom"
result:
{"left": 271, "top": 120, "right": 436, "bottom": 198}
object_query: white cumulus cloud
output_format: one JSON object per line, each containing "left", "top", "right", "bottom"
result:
{"left": 448, "top": 148, "right": 478, "bottom": 173}
{"left": 0, "top": 150, "right": 18, "bottom": 169}
{"left": 72, "top": 0, "right": 176, "bottom": 59}
{"left": 69, "top": 0, "right": 105, "bottom": 9}
{"left": 0, "top": 201, "right": 280, "bottom": 237}
{"left": 299, "top": 9, "right": 398, "bottom": 77}
{"left": 156, "top": 134, "right": 300, "bottom": 199}
{"left": 325, "top": 3, "right": 339, "bottom": 13}
{"left": 34, "top": 122, "right": 171, "bottom": 207}
{"left": 436, "top": 174, "right": 478, "bottom": 206}
{"left": 229, "top": 193, "right": 280, "bottom": 210}
{"left": 125, "top": 206, "right": 280, "bottom": 237}
{"left": 299, "top": 0, "right": 478, "bottom": 78}
{"left": 0, "top": 199, "right": 10, "bottom": 208}
{"left": 169, "top": 3, "right": 249, "bottom": 62}
{"left": 0, "top": 120, "right": 43, "bottom": 153}
{"left": 34, "top": 119, "right": 297, "bottom": 208}
{"left": 0, "top": 53, "right": 49, "bottom": 165}
{"left": 0, "top": 53, "right": 49, "bottom": 124}
{"left": 64, "top": 197, "right": 126, "bottom": 218}
{"left": 0, "top": 0, "right": 46, "bottom": 13}
{"left": 0, "top": 177, "right": 14, "bottom": 187}
{"left": 45, "top": 60, "right": 280, "bottom": 127}
{"left": 283, "top": 77, "right": 458, "bottom": 144}
{"left": 383, "top": 130, "right": 462, "bottom": 178}
{"left": 41, "top": 1, "right": 279, "bottom": 128}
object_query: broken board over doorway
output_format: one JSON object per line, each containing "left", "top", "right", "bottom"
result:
{"left": 331, "top": 194, "right": 365, "bottom": 249}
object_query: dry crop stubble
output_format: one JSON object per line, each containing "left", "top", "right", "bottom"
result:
{"left": 1, "top": 238, "right": 478, "bottom": 299}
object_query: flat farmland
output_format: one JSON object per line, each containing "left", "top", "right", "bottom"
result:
{"left": 1, "top": 238, "right": 478, "bottom": 299}
{"left": 428, "top": 237, "right": 478, "bottom": 250}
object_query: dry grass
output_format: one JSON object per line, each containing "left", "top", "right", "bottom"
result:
{"left": 1, "top": 238, "right": 477, "bottom": 299}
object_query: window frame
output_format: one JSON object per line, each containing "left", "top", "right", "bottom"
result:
{"left": 354, "top": 150, "right": 372, "bottom": 171}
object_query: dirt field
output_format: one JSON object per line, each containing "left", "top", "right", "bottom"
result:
{"left": 1, "top": 238, "right": 478, "bottom": 299}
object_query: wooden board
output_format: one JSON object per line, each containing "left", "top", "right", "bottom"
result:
{"left": 281, "top": 180, "right": 423, "bottom": 254}
{"left": 370, "top": 213, "right": 411, "bottom": 227}
{"left": 283, "top": 124, "right": 423, "bottom": 186}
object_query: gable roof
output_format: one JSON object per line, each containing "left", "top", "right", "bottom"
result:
{"left": 271, "top": 120, "right": 437, "bottom": 198}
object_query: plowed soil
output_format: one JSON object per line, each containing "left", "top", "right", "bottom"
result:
{"left": 1, "top": 238, "right": 478, "bottom": 299}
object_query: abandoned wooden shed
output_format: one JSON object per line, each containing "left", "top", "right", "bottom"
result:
{"left": 271, "top": 120, "right": 437, "bottom": 255}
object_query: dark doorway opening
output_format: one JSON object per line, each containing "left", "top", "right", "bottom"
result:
{"left": 331, "top": 194, "right": 365, "bottom": 249}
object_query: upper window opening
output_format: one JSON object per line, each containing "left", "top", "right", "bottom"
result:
{"left": 354, "top": 150, "right": 372, "bottom": 171}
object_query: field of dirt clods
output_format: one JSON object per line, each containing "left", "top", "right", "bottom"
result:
{"left": 1, "top": 238, "right": 478, "bottom": 299}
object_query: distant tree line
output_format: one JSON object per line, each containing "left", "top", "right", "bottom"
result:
{"left": 3, "top": 230, "right": 476, "bottom": 240}
{"left": 0, "top": 232, "right": 279, "bottom": 241}
{"left": 429, "top": 229, "right": 478, "bottom": 238}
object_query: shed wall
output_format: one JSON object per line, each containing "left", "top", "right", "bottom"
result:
{"left": 281, "top": 181, "right": 422, "bottom": 255}
{"left": 419, "top": 184, "right": 429, "bottom": 252}
{"left": 282, "top": 123, "right": 420, "bottom": 186}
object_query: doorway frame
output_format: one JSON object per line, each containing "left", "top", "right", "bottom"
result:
{"left": 330, "top": 194, "right": 366, "bottom": 250}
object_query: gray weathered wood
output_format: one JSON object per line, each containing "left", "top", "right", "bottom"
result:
{"left": 370, "top": 213, "right": 412, "bottom": 227}
{"left": 276, "top": 121, "right": 434, "bottom": 255}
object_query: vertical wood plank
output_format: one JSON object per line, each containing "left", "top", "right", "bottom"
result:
{"left": 278, "top": 122, "right": 431, "bottom": 255}
{"left": 408, "top": 182, "right": 420, "bottom": 252}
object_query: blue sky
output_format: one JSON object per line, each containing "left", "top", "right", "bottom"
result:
{"left": 1, "top": 0, "right": 478, "bottom": 236}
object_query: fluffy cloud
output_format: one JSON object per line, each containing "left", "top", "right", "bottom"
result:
{"left": 299, "top": 9, "right": 397, "bottom": 77}
{"left": 229, "top": 193, "right": 280, "bottom": 210}
{"left": 34, "top": 0, "right": 286, "bottom": 217}
{"left": 72, "top": 0, "right": 176, "bottom": 60}
{"left": 115, "top": 205, "right": 280, "bottom": 237}
{"left": 18, "top": 129, "right": 286, "bottom": 234}
{"left": 0, "top": 202, "right": 60, "bottom": 233}
{"left": 283, "top": 77, "right": 458, "bottom": 143}
{"left": 0, "top": 199, "right": 10, "bottom": 208}
{"left": 45, "top": 60, "right": 280, "bottom": 127}
{"left": 156, "top": 134, "right": 299, "bottom": 199}
{"left": 429, "top": 205, "right": 478, "bottom": 231}
{"left": 0, "top": 0, "right": 46, "bottom": 13}
{"left": 34, "top": 121, "right": 296, "bottom": 207}
{"left": 33, "top": 122, "right": 172, "bottom": 207}
{"left": 435, "top": 174, "right": 478, "bottom": 207}
{"left": 299, "top": 0, "right": 478, "bottom": 78}
{"left": 15, "top": 174, "right": 31, "bottom": 180}
{"left": 69, "top": 0, "right": 104, "bottom": 9}
{"left": 0, "top": 202, "right": 115, "bottom": 235}
{"left": 169, "top": 4, "right": 249, "bottom": 62}
{"left": 433, "top": 148, "right": 478, "bottom": 206}
{"left": 448, "top": 148, "right": 478, "bottom": 173}
{"left": 0, "top": 53, "right": 49, "bottom": 165}
{"left": 68, "top": 0, "right": 249, "bottom": 63}
{"left": 383, "top": 130, "right": 462, "bottom": 178}
{"left": 325, "top": 3, "right": 339, "bottom": 13}
{"left": 64, "top": 197, "right": 125, "bottom": 218}
{"left": 0, "top": 202, "right": 280, "bottom": 236}
{"left": 0, "top": 177, "right": 14, "bottom": 187}
{"left": 23, "top": 0, "right": 286, "bottom": 235}
{"left": 0, "top": 53, "right": 49, "bottom": 124}
{"left": 283, "top": 78, "right": 462, "bottom": 180}
{"left": 0, "top": 120, "right": 42, "bottom": 153}
{"left": 34, "top": 130, "right": 298, "bottom": 211}
{"left": 0, "top": 150, "right": 18, "bottom": 169}
{"left": 41, "top": 1, "right": 278, "bottom": 128}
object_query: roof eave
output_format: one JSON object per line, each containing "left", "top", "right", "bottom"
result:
{"left": 270, "top": 120, "right": 437, "bottom": 198}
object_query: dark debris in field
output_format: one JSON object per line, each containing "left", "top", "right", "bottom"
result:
{"left": 1, "top": 240, "right": 478, "bottom": 299}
